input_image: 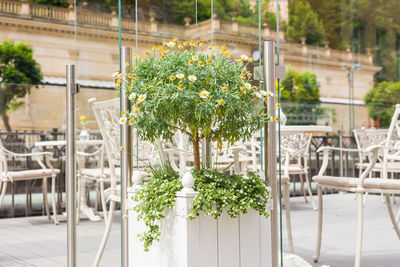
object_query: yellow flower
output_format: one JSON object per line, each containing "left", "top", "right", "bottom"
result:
{"left": 120, "top": 146, "right": 125, "bottom": 151}
{"left": 127, "top": 86, "right": 132, "bottom": 91}
{"left": 176, "top": 73, "right": 184, "bottom": 79}
{"left": 120, "top": 117, "right": 127, "bottom": 125}
{"left": 121, "top": 110, "right": 126, "bottom": 115}
{"left": 129, "top": 118, "right": 135, "bottom": 125}
{"left": 220, "top": 49, "right": 225, "bottom": 53}
{"left": 199, "top": 42, "right": 204, "bottom": 46}
{"left": 244, "top": 83, "right": 251, "bottom": 90}
{"left": 178, "top": 44, "right": 183, "bottom": 49}
{"left": 275, "top": 116, "right": 280, "bottom": 121}
{"left": 170, "top": 74, "right": 176, "bottom": 80}
{"left": 221, "top": 86, "right": 228, "bottom": 92}
{"left": 193, "top": 42, "right": 197, "bottom": 47}
{"left": 137, "top": 94, "right": 146, "bottom": 103}
{"left": 188, "top": 75, "right": 197, "bottom": 82}
{"left": 240, "top": 73, "right": 246, "bottom": 79}
{"left": 163, "top": 41, "right": 167, "bottom": 45}
{"left": 80, "top": 115, "right": 87, "bottom": 121}
{"left": 241, "top": 55, "right": 249, "bottom": 61}
{"left": 222, "top": 45, "right": 227, "bottom": 49}
{"left": 200, "top": 90, "right": 209, "bottom": 99}
{"left": 192, "top": 55, "right": 198, "bottom": 61}
{"left": 152, "top": 45, "right": 157, "bottom": 50}
{"left": 128, "top": 73, "right": 132, "bottom": 77}
{"left": 218, "top": 99, "right": 224, "bottom": 105}
{"left": 198, "top": 60, "right": 204, "bottom": 66}
{"left": 144, "top": 50, "right": 150, "bottom": 54}
{"left": 206, "top": 58, "right": 212, "bottom": 64}
{"left": 131, "top": 77, "right": 136, "bottom": 84}
{"left": 252, "top": 86, "right": 258, "bottom": 90}
{"left": 178, "top": 84, "right": 184, "bottom": 90}
{"left": 184, "top": 41, "right": 189, "bottom": 46}
{"left": 129, "top": 93, "right": 136, "bottom": 100}
{"left": 133, "top": 108, "right": 139, "bottom": 114}
{"left": 160, "top": 54, "right": 165, "bottom": 59}
{"left": 263, "top": 97, "right": 268, "bottom": 102}
{"left": 229, "top": 53, "right": 233, "bottom": 57}
{"left": 188, "top": 60, "right": 194, "bottom": 65}
{"left": 276, "top": 103, "right": 281, "bottom": 108}
{"left": 132, "top": 53, "right": 136, "bottom": 57}
{"left": 249, "top": 57, "right": 253, "bottom": 62}
{"left": 224, "top": 52, "right": 228, "bottom": 56}
{"left": 114, "top": 84, "right": 119, "bottom": 89}
{"left": 240, "top": 86, "right": 246, "bottom": 93}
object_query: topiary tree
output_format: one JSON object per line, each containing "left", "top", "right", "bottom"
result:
{"left": 117, "top": 39, "right": 268, "bottom": 170}
{"left": 364, "top": 81, "right": 400, "bottom": 128}
{"left": 0, "top": 40, "right": 43, "bottom": 131}
{"left": 286, "top": 0, "right": 325, "bottom": 46}
{"left": 279, "top": 67, "right": 323, "bottom": 125}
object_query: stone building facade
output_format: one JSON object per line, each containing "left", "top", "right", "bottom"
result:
{"left": 0, "top": 1, "right": 380, "bottom": 132}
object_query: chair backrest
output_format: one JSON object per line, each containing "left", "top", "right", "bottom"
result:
{"left": 382, "top": 104, "right": 400, "bottom": 178}
{"left": 90, "top": 98, "right": 161, "bottom": 173}
{"left": 353, "top": 128, "right": 388, "bottom": 164}
{"left": 0, "top": 139, "right": 8, "bottom": 174}
{"left": 280, "top": 132, "right": 312, "bottom": 160}
{"left": 90, "top": 98, "right": 121, "bottom": 168}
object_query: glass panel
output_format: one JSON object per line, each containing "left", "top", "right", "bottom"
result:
{"left": 74, "top": 0, "right": 121, "bottom": 265}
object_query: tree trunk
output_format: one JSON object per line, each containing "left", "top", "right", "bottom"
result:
{"left": 2, "top": 113, "right": 12, "bottom": 132}
{"left": 192, "top": 134, "right": 201, "bottom": 170}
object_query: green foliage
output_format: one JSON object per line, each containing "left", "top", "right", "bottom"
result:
{"left": 279, "top": 68, "right": 323, "bottom": 125}
{"left": 28, "top": 0, "right": 69, "bottom": 8}
{"left": 364, "top": 81, "right": 400, "bottom": 127}
{"left": 132, "top": 164, "right": 182, "bottom": 251}
{"left": 0, "top": 40, "right": 43, "bottom": 129}
{"left": 119, "top": 40, "right": 267, "bottom": 168}
{"left": 189, "top": 169, "right": 270, "bottom": 219}
{"left": 286, "top": 0, "right": 325, "bottom": 46}
{"left": 133, "top": 165, "right": 270, "bottom": 250}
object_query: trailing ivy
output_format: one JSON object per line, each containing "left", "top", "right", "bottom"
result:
{"left": 189, "top": 169, "right": 270, "bottom": 219}
{"left": 133, "top": 165, "right": 270, "bottom": 251}
{"left": 132, "top": 164, "right": 182, "bottom": 251}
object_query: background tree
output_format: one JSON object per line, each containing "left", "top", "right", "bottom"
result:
{"left": 285, "top": 0, "right": 325, "bottom": 46}
{"left": 0, "top": 40, "right": 43, "bottom": 131}
{"left": 280, "top": 68, "right": 323, "bottom": 125}
{"left": 364, "top": 81, "right": 400, "bottom": 128}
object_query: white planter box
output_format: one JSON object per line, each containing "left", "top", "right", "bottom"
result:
{"left": 127, "top": 187, "right": 272, "bottom": 267}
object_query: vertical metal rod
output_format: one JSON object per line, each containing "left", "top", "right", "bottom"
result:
{"left": 66, "top": 64, "right": 77, "bottom": 267}
{"left": 121, "top": 46, "right": 132, "bottom": 267}
{"left": 339, "top": 125, "right": 343, "bottom": 177}
{"left": 263, "top": 41, "right": 279, "bottom": 267}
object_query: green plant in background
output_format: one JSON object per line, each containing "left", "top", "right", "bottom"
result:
{"left": 132, "top": 164, "right": 270, "bottom": 251}
{"left": 286, "top": 0, "right": 325, "bottom": 46}
{"left": 279, "top": 67, "right": 323, "bottom": 125}
{"left": 119, "top": 39, "right": 268, "bottom": 170}
{"left": 364, "top": 81, "right": 400, "bottom": 128}
{"left": 0, "top": 40, "right": 43, "bottom": 131}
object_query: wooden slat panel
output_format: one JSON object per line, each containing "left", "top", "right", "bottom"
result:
{"left": 239, "top": 209, "right": 261, "bottom": 267}
{"left": 217, "top": 212, "right": 240, "bottom": 267}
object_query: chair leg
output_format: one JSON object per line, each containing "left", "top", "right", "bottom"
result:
{"left": 43, "top": 178, "right": 51, "bottom": 219}
{"left": 51, "top": 175, "right": 59, "bottom": 225}
{"left": 305, "top": 171, "right": 317, "bottom": 210}
{"left": 299, "top": 174, "right": 308, "bottom": 203}
{"left": 0, "top": 181, "right": 7, "bottom": 207}
{"left": 100, "top": 181, "right": 108, "bottom": 223}
{"left": 76, "top": 176, "right": 81, "bottom": 225}
{"left": 385, "top": 194, "right": 400, "bottom": 240}
{"left": 283, "top": 183, "right": 294, "bottom": 253}
{"left": 92, "top": 200, "right": 115, "bottom": 267}
{"left": 313, "top": 185, "right": 323, "bottom": 263}
{"left": 355, "top": 192, "right": 364, "bottom": 267}
{"left": 396, "top": 206, "right": 400, "bottom": 225}
{"left": 95, "top": 181, "right": 99, "bottom": 211}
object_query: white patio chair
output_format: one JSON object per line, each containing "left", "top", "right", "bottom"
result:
{"left": 281, "top": 132, "right": 316, "bottom": 210}
{"left": 312, "top": 104, "right": 400, "bottom": 267}
{"left": 90, "top": 98, "right": 161, "bottom": 267}
{"left": 0, "top": 139, "right": 60, "bottom": 224}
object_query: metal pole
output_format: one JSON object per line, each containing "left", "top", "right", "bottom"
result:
{"left": 263, "top": 40, "right": 279, "bottom": 267}
{"left": 66, "top": 64, "right": 78, "bottom": 267}
{"left": 351, "top": 69, "right": 355, "bottom": 134}
{"left": 121, "top": 46, "right": 132, "bottom": 267}
{"left": 339, "top": 125, "right": 343, "bottom": 178}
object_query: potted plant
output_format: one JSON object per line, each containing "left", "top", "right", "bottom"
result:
{"left": 120, "top": 39, "right": 273, "bottom": 267}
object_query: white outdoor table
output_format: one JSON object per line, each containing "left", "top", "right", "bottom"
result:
{"left": 280, "top": 125, "right": 333, "bottom": 134}
{"left": 35, "top": 139, "right": 104, "bottom": 222}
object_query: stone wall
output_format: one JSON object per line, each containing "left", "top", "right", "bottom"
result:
{"left": 0, "top": 0, "right": 380, "bottom": 132}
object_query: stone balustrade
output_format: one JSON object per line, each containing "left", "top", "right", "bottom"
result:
{"left": 0, "top": 0, "right": 372, "bottom": 65}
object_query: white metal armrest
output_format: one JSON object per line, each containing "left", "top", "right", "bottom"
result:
{"left": 0, "top": 147, "right": 52, "bottom": 157}
{"left": 317, "top": 145, "right": 380, "bottom": 188}
{"left": 317, "top": 146, "right": 363, "bottom": 154}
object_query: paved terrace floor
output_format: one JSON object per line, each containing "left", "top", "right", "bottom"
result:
{"left": 0, "top": 194, "right": 399, "bottom": 266}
